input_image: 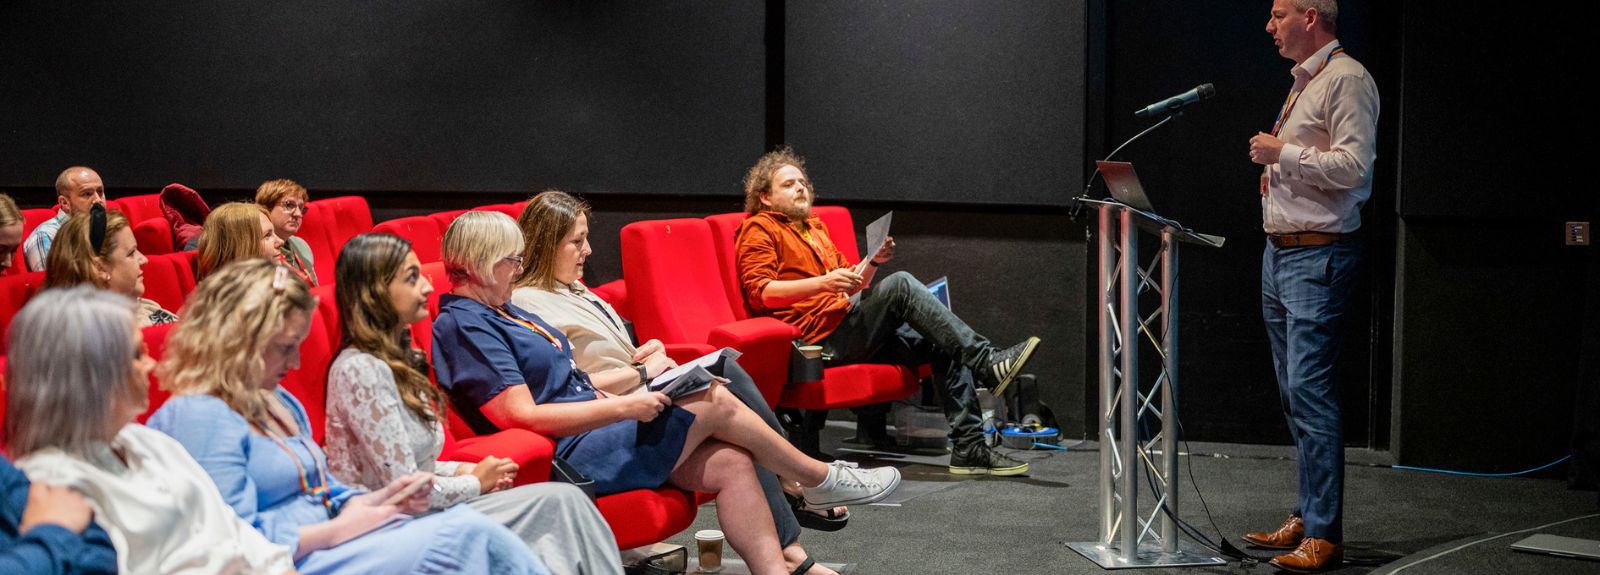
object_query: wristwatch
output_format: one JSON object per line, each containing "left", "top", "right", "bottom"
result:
{"left": 633, "top": 362, "right": 652, "bottom": 386}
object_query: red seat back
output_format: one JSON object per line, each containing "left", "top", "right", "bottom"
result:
{"left": 429, "top": 209, "right": 471, "bottom": 233}
{"left": 419, "top": 261, "right": 454, "bottom": 319}
{"left": 137, "top": 322, "right": 178, "bottom": 423}
{"left": 140, "top": 251, "right": 198, "bottom": 314}
{"left": 300, "top": 196, "right": 374, "bottom": 284}
{"left": 812, "top": 206, "right": 861, "bottom": 266}
{"left": 280, "top": 306, "right": 335, "bottom": 444}
{"left": 110, "top": 194, "right": 165, "bottom": 226}
{"left": 704, "top": 212, "right": 751, "bottom": 319}
{"left": 477, "top": 203, "right": 522, "bottom": 220}
{"left": 372, "top": 216, "right": 446, "bottom": 264}
{"left": 311, "top": 284, "right": 340, "bottom": 350}
{"left": 8, "top": 208, "right": 58, "bottom": 276}
{"left": 620, "top": 219, "right": 739, "bottom": 345}
{"left": 132, "top": 217, "right": 175, "bottom": 255}
{"left": 0, "top": 272, "right": 46, "bottom": 348}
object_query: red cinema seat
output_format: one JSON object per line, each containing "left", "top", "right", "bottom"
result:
{"left": 620, "top": 219, "right": 792, "bottom": 408}
{"left": 0, "top": 271, "right": 46, "bottom": 349}
{"left": 704, "top": 213, "right": 753, "bottom": 320}
{"left": 311, "top": 284, "right": 340, "bottom": 349}
{"left": 278, "top": 306, "right": 336, "bottom": 444}
{"left": 132, "top": 217, "right": 176, "bottom": 255}
{"left": 140, "top": 252, "right": 198, "bottom": 314}
{"left": 373, "top": 216, "right": 446, "bottom": 264}
{"left": 300, "top": 196, "right": 374, "bottom": 284}
{"left": 7, "top": 208, "right": 58, "bottom": 276}
{"left": 110, "top": 194, "right": 165, "bottom": 226}
{"left": 477, "top": 203, "right": 523, "bottom": 220}
{"left": 137, "top": 322, "right": 179, "bottom": 423}
{"left": 428, "top": 209, "right": 471, "bottom": 233}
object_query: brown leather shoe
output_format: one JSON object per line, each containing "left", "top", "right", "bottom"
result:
{"left": 1269, "top": 537, "right": 1343, "bottom": 573}
{"left": 1242, "top": 515, "right": 1304, "bottom": 549}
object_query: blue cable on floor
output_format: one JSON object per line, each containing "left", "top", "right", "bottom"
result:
{"left": 1392, "top": 455, "right": 1571, "bottom": 477}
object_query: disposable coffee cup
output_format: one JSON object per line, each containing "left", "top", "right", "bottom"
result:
{"left": 694, "top": 529, "right": 724, "bottom": 573}
{"left": 798, "top": 345, "right": 823, "bottom": 360}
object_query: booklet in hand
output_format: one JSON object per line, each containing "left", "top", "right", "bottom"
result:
{"left": 647, "top": 347, "right": 742, "bottom": 400}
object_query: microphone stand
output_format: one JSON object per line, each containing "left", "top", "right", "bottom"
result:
{"left": 1067, "top": 112, "right": 1179, "bottom": 220}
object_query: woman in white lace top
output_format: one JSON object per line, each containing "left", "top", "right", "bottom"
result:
{"left": 323, "top": 232, "right": 623, "bottom": 575}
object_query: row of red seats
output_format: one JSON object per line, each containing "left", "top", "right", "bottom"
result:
{"left": 0, "top": 197, "right": 696, "bottom": 550}
{"left": 9, "top": 193, "right": 167, "bottom": 277}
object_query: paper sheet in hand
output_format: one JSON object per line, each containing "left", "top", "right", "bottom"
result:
{"left": 856, "top": 211, "right": 893, "bottom": 275}
{"left": 848, "top": 212, "right": 893, "bottom": 306}
{"left": 647, "top": 347, "right": 742, "bottom": 399}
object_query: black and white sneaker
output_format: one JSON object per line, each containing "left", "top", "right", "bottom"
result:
{"left": 948, "top": 443, "right": 1030, "bottom": 476}
{"left": 984, "top": 336, "right": 1040, "bottom": 395}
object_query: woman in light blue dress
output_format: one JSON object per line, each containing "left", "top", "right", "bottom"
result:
{"left": 145, "top": 259, "right": 548, "bottom": 575}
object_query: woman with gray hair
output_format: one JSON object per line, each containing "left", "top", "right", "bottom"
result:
{"left": 8, "top": 286, "right": 296, "bottom": 574}
{"left": 433, "top": 211, "right": 901, "bottom": 575}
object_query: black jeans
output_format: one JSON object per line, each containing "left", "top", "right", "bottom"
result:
{"left": 819, "top": 271, "right": 991, "bottom": 450}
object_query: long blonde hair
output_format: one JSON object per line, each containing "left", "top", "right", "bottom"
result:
{"left": 335, "top": 233, "right": 443, "bottom": 423}
{"left": 196, "top": 202, "right": 271, "bottom": 281}
{"left": 159, "top": 259, "right": 314, "bottom": 425}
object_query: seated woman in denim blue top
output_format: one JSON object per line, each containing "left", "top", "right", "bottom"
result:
{"left": 1, "top": 455, "right": 116, "bottom": 575}
{"left": 432, "top": 212, "right": 902, "bottom": 575}
{"left": 146, "top": 259, "right": 547, "bottom": 575}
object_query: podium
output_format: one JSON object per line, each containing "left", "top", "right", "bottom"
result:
{"left": 1065, "top": 198, "right": 1228, "bottom": 569}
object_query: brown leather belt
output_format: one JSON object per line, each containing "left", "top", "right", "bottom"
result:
{"left": 1267, "top": 232, "right": 1350, "bottom": 248}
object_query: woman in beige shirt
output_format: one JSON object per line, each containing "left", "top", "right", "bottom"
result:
{"left": 508, "top": 191, "right": 848, "bottom": 575}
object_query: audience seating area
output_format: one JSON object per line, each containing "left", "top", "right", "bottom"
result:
{"left": 0, "top": 194, "right": 903, "bottom": 549}
{"left": 0, "top": 195, "right": 725, "bottom": 550}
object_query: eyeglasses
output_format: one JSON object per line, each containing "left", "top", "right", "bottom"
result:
{"left": 276, "top": 201, "right": 306, "bottom": 214}
{"left": 501, "top": 255, "right": 525, "bottom": 268}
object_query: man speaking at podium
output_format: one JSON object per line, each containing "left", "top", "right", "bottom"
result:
{"left": 1243, "top": 0, "right": 1379, "bottom": 572}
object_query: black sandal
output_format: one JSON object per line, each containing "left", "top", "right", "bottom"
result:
{"left": 784, "top": 492, "right": 850, "bottom": 532}
{"left": 789, "top": 557, "right": 817, "bottom": 575}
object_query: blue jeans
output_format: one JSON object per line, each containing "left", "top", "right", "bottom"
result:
{"left": 1261, "top": 240, "right": 1361, "bottom": 544}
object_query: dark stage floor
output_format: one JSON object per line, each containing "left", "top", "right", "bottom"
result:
{"left": 669, "top": 421, "right": 1600, "bottom": 574}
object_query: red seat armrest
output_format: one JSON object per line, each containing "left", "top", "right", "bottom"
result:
{"left": 442, "top": 428, "right": 556, "bottom": 487}
{"left": 663, "top": 342, "right": 718, "bottom": 364}
{"left": 706, "top": 317, "right": 799, "bottom": 409}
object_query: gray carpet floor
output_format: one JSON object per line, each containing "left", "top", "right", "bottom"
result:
{"left": 668, "top": 422, "right": 1600, "bottom": 574}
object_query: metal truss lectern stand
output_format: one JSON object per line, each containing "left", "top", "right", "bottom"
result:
{"left": 1066, "top": 198, "right": 1228, "bottom": 569}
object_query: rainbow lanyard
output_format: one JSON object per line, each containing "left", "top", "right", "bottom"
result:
{"left": 1271, "top": 45, "right": 1344, "bottom": 137}
{"left": 259, "top": 423, "right": 335, "bottom": 519}
{"left": 494, "top": 305, "right": 563, "bottom": 351}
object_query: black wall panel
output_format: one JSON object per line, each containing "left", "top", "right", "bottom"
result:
{"left": 784, "top": 1, "right": 1087, "bottom": 206}
{"left": 1395, "top": 6, "right": 1590, "bottom": 220}
{"left": 0, "top": 2, "right": 766, "bottom": 196}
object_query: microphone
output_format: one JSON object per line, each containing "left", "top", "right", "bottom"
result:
{"left": 1133, "top": 83, "right": 1216, "bottom": 119}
